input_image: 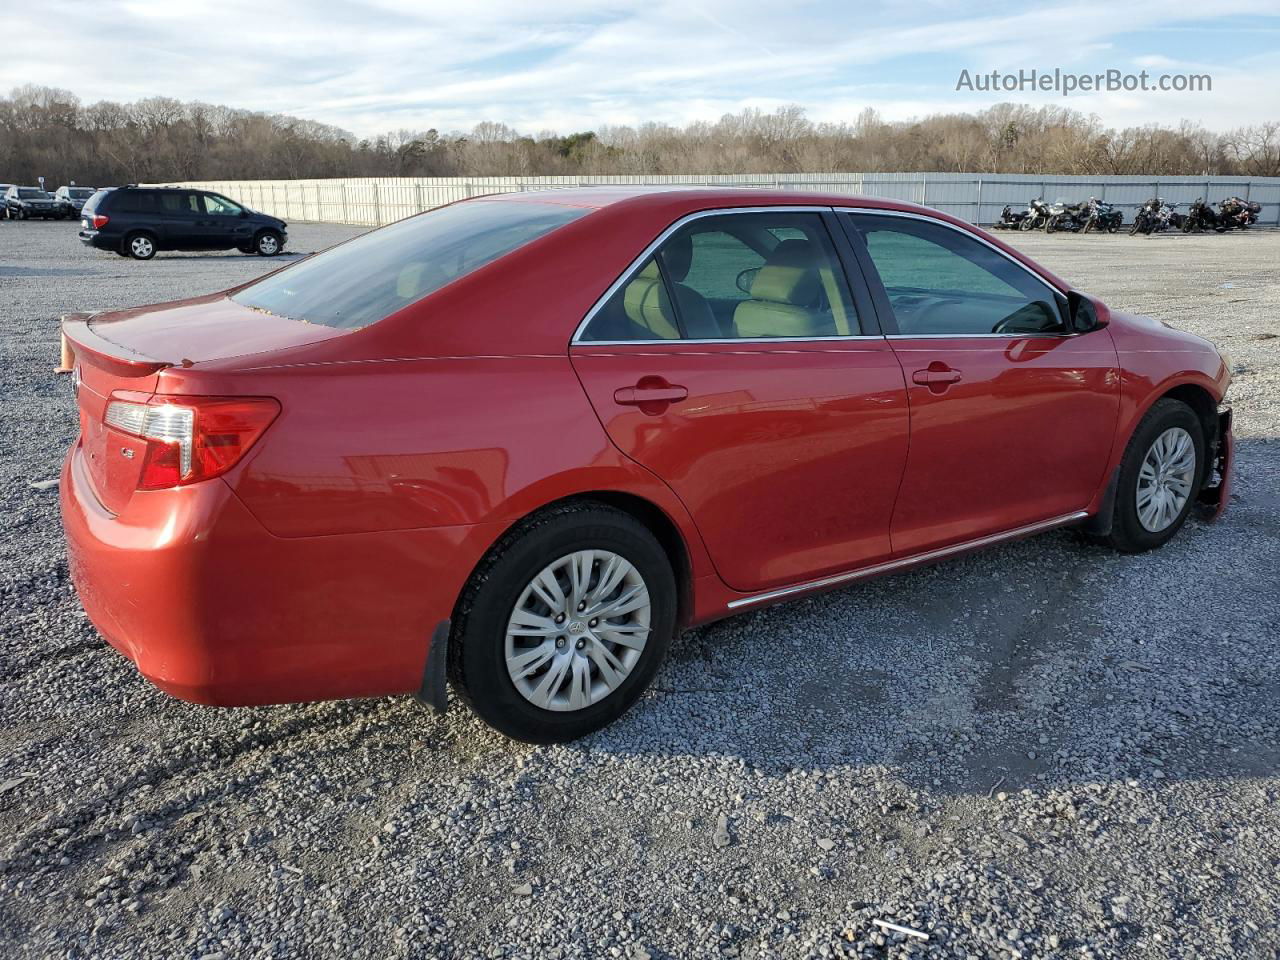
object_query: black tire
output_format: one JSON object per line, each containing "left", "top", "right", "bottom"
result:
{"left": 1100, "top": 398, "right": 1205, "bottom": 554}
{"left": 1044, "top": 216, "right": 1056, "bottom": 234}
{"left": 449, "top": 502, "right": 677, "bottom": 743}
{"left": 1129, "top": 218, "right": 1142, "bottom": 236}
{"left": 254, "top": 230, "right": 283, "bottom": 256}
{"left": 124, "top": 231, "right": 157, "bottom": 260}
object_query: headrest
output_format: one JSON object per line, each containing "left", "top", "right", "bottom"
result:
{"left": 749, "top": 239, "right": 821, "bottom": 305}
{"left": 622, "top": 260, "right": 679, "bottom": 339}
{"left": 661, "top": 232, "right": 693, "bottom": 282}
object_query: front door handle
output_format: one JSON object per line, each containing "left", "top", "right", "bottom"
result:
{"left": 911, "top": 364, "right": 962, "bottom": 392}
{"left": 614, "top": 377, "right": 688, "bottom": 414}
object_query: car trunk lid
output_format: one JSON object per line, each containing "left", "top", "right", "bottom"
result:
{"left": 63, "top": 297, "right": 341, "bottom": 513}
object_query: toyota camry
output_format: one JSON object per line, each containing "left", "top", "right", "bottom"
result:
{"left": 60, "top": 188, "right": 1232, "bottom": 742}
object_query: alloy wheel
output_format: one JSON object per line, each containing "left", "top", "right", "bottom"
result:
{"left": 504, "top": 550, "right": 651, "bottom": 712}
{"left": 1136, "top": 426, "right": 1196, "bottom": 533}
{"left": 258, "top": 233, "right": 279, "bottom": 255}
{"left": 130, "top": 236, "right": 154, "bottom": 258}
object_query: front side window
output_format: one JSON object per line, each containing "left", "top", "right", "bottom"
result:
{"left": 845, "top": 214, "right": 1065, "bottom": 336}
{"left": 580, "top": 212, "right": 859, "bottom": 342}
{"left": 202, "top": 193, "right": 243, "bottom": 216}
{"left": 233, "top": 200, "right": 589, "bottom": 329}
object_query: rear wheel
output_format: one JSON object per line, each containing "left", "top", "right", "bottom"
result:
{"left": 125, "top": 232, "right": 156, "bottom": 260}
{"left": 254, "top": 230, "right": 283, "bottom": 256}
{"left": 450, "top": 502, "right": 676, "bottom": 743}
{"left": 1101, "top": 399, "right": 1204, "bottom": 553}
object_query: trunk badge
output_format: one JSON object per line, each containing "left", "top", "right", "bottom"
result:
{"left": 120, "top": 448, "right": 135, "bottom": 460}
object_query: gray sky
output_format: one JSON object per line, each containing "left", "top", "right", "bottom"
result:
{"left": 6, "top": 0, "right": 1278, "bottom": 135}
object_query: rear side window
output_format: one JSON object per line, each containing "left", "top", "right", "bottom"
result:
{"left": 233, "top": 200, "right": 589, "bottom": 329}
{"left": 159, "top": 192, "right": 201, "bottom": 214}
{"left": 580, "top": 211, "right": 859, "bottom": 341}
{"left": 109, "top": 191, "right": 157, "bottom": 214}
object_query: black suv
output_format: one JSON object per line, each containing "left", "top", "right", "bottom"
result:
{"left": 54, "top": 185, "right": 98, "bottom": 219}
{"left": 79, "top": 187, "right": 288, "bottom": 259}
{"left": 5, "top": 185, "right": 60, "bottom": 219}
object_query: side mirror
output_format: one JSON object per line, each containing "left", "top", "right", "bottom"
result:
{"left": 239, "top": 209, "right": 249, "bottom": 218}
{"left": 1067, "top": 291, "right": 1106, "bottom": 332}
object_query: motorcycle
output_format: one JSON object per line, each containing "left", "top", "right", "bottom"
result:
{"left": 1161, "top": 202, "right": 1186, "bottom": 232}
{"left": 1182, "top": 198, "right": 1219, "bottom": 233}
{"left": 992, "top": 204, "right": 1029, "bottom": 230}
{"left": 1019, "top": 198, "right": 1052, "bottom": 231}
{"left": 1129, "top": 197, "right": 1162, "bottom": 235}
{"left": 1129, "top": 197, "right": 1183, "bottom": 234}
{"left": 1044, "top": 198, "right": 1090, "bottom": 233}
{"left": 1082, "top": 197, "right": 1122, "bottom": 233}
{"left": 1218, "top": 196, "right": 1262, "bottom": 230}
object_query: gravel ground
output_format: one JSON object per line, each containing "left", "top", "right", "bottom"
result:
{"left": 1, "top": 219, "right": 1278, "bottom": 960}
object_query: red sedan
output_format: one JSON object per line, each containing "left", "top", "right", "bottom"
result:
{"left": 60, "top": 188, "right": 1232, "bottom": 742}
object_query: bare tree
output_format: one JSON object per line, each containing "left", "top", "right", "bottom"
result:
{"left": 0, "top": 86, "right": 1275, "bottom": 185}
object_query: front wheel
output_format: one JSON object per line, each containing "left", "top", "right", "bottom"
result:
{"left": 450, "top": 502, "right": 677, "bottom": 743}
{"left": 254, "top": 230, "right": 283, "bottom": 256}
{"left": 1101, "top": 399, "right": 1204, "bottom": 553}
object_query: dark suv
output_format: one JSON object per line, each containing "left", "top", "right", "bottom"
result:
{"left": 79, "top": 187, "right": 288, "bottom": 260}
{"left": 5, "top": 185, "right": 60, "bottom": 219}
{"left": 54, "top": 185, "right": 98, "bottom": 219}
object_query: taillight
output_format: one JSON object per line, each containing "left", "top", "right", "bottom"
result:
{"left": 90, "top": 213, "right": 109, "bottom": 229}
{"left": 103, "top": 396, "right": 280, "bottom": 490}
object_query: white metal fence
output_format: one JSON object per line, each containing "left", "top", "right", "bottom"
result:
{"left": 151, "top": 173, "right": 1280, "bottom": 228}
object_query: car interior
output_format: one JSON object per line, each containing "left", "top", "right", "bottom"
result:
{"left": 583, "top": 215, "right": 857, "bottom": 341}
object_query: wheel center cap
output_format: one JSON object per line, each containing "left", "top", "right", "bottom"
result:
{"left": 568, "top": 621, "right": 586, "bottom": 635}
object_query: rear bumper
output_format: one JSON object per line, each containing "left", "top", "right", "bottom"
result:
{"left": 78, "top": 230, "right": 115, "bottom": 250}
{"left": 60, "top": 441, "right": 493, "bottom": 706}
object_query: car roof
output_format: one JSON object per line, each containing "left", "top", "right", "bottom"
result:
{"left": 471, "top": 185, "right": 939, "bottom": 218}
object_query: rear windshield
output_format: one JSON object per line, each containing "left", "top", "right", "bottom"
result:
{"left": 70, "top": 188, "right": 94, "bottom": 198}
{"left": 231, "top": 200, "right": 589, "bottom": 329}
{"left": 82, "top": 190, "right": 109, "bottom": 214}
{"left": 18, "top": 188, "right": 49, "bottom": 199}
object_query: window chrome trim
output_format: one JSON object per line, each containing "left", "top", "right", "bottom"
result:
{"left": 726, "top": 510, "right": 1089, "bottom": 610}
{"left": 570, "top": 205, "right": 882, "bottom": 345}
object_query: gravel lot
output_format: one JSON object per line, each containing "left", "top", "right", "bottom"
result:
{"left": 1, "top": 219, "right": 1278, "bottom": 960}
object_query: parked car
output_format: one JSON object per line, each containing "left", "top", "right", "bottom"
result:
{"left": 5, "top": 184, "right": 60, "bottom": 219}
{"left": 54, "top": 185, "right": 97, "bottom": 219}
{"left": 78, "top": 186, "right": 287, "bottom": 259}
{"left": 59, "top": 189, "right": 1233, "bottom": 743}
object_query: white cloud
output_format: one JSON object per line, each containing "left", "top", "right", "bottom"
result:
{"left": 1, "top": 0, "right": 1276, "bottom": 135}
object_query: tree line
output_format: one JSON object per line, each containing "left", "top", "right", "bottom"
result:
{"left": 1, "top": 84, "right": 1277, "bottom": 187}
